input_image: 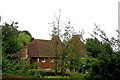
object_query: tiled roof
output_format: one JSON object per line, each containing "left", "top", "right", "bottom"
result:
{"left": 13, "top": 35, "right": 87, "bottom": 58}
{"left": 13, "top": 39, "right": 56, "bottom": 57}
{"left": 68, "top": 35, "right": 88, "bottom": 58}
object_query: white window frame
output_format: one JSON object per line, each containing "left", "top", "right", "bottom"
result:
{"left": 42, "top": 57, "right": 45, "bottom": 62}
{"left": 37, "top": 58, "right": 39, "bottom": 63}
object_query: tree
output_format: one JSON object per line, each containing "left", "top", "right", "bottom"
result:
{"left": 50, "top": 9, "right": 61, "bottom": 75}
{"left": 86, "top": 38, "right": 103, "bottom": 58}
{"left": 22, "top": 30, "right": 34, "bottom": 41}
{"left": 50, "top": 9, "right": 76, "bottom": 75}
{"left": 85, "top": 24, "right": 120, "bottom": 79}
{"left": 91, "top": 23, "right": 118, "bottom": 52}
{"left": 2, "top": 54, "right": 31, "bottom": 75}
{"left": 87, "top": 53, "right": 120, "bottom": 80}
{"left": 2, "top": 22, "right": 33, "bottom": 55}
{"left": 50, "top": 10, "right": 88, "bottom": 75}
{"left": 66, "top": 35, "right": 87, "bottom": 71}
{"left": 102, "top": 42, "right": 113, "bottom": 55}
{"left": 2, "top": 22, "right": 20, "bottom": 54}
{"left": 2, "top": 22, "right": 33, "bottom": 76}
{"left": 17, "top": 32, "right": 31, "bottom": 50}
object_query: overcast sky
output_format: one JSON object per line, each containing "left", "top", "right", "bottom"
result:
{"left": 0, "top": 0, "right": 119, "bottom": 40}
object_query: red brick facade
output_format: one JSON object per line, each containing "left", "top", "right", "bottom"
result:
{"left": 30, "top": 57, "right": 55, "bottom": 69}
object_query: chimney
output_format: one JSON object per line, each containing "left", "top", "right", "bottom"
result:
{"left": 22, "top": 42, "right": 28, "bottom": 59}
{"left": 23, "top": 42, "right": 26, "bottom": 46}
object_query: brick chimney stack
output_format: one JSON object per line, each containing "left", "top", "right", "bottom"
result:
{"left": 22, "top": 42, "right": 28, "bottom": 59}
{"left": 23, "top": 42, "right": 26, "bottom": 46}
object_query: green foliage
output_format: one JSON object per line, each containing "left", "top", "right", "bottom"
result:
{"left": 2, "top": 53, "right": 69, "bottom": 78}
{"left": 2, "top": 22, "right": 33, "bottom": 54}
{"left": 50, "top": 10, "right": 87, "bottom": 76}
{"left": 85, "top": 53, "right": 120, "bottom": 80}
{"left": 86, "top": 38, "right": 103, "bottom": 57}
{"left": 83, "top": 24, "right": 120, "bottom": 79}
{"left": 2, "top": 54, "right": 31, "bottom": 76}
{"left": 22, "top": 30, "right": 34, "bottom": 41}
{"left": 17, "top": 32, "right": 31, "bottom": 49}
{"left": 85, "top": 38, "right": 113, "bottom": 58}
{"left": 44, "top": 75, "right": 69, "bottom": 78}
{"left": 26, "top": 69, "right": 42, "bottom": 78}
{"left": 102, "top": 42, "right": 113, "bottom": 55}
{"left": 68, "top": 71, "right": 86, "bottom": 79}
{"left": 64, "top": 35, "right": 87, "bottom": 72}
{"left": 2, "top": 19, "right": 118, "bottom": 79}
{"left": 26, "top": 69, "right": 69, "bottom": 78}
{"left": 2, "top": 22, "right": 20, "bottom": 54}
{"left": 77, "top": 58, "right": 88, "bottom": 73}
{"left": 32, "top": 62, "right": 40, "bottom": 69}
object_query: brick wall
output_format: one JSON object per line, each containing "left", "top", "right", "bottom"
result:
{"left": 30, "top": 57, "right": 55, "bottom": 69}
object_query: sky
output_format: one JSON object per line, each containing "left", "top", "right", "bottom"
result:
{"left": 0, "top": 0, "right": 119, "bottom": 40}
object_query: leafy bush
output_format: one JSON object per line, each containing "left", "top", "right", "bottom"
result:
{"left": 67, "top": 71, "right": 86, "bottom": 79}
{"left": 2, "top": 54, "right": 31, "bottom": 76}
{"left": 86, "top": 53, "right": 120, "bottom": 80}
{"left": 2, "top": 54, "right": 70, "bottom": 78}
{"left": 44, "top": 75, "right": 70, "bottom": 78}
{"left": 26, "top": 69, "right": 69, "bottom": 78}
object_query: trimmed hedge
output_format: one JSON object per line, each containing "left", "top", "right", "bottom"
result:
{"left": 26, "top": 69, "right": 70, "bottom": 78}
{"left": 2, "top": 73, "right": 39, "bottom": 80}
{"left": 3, "top": 70, "right": 70, "bottom": 79}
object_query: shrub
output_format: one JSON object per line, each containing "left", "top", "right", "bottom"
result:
{"left": 44, "top": 75, "right": 70, "bottom": 78}
{"left": 2, "top": 54, "right": 31, "bottom": 76}
{"left": 26, "top": 69, "right": 70, "bottom": 78}
{"left": 67, "top": 71, "right": 86, "bottom": 79}
{"left": 86, "top": 53, "right": 120, "bottom": 80}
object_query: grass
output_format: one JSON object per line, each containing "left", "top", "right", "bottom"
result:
{"left": 67, "top": 71, "right": 86, "bottom": 79}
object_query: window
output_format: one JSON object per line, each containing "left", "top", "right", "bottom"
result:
{"left": 51, "top": 58, "right": 54, "bottom": 62}
{"left": 37, "top": 58, "right": 39, "bottom": 63}
{"left": 42, "top": 57, "right": 45, "bottom": 62}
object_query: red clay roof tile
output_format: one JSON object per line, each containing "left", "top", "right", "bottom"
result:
{"left": 13, "top": 39, "right": 56, "bottom": 57}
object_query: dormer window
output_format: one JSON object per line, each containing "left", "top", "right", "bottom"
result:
{"left": 51, "top": 58, "right": 54, "bottom": 62}
{"left": 42, "top": 57, "right": 45, "bottom": 62}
